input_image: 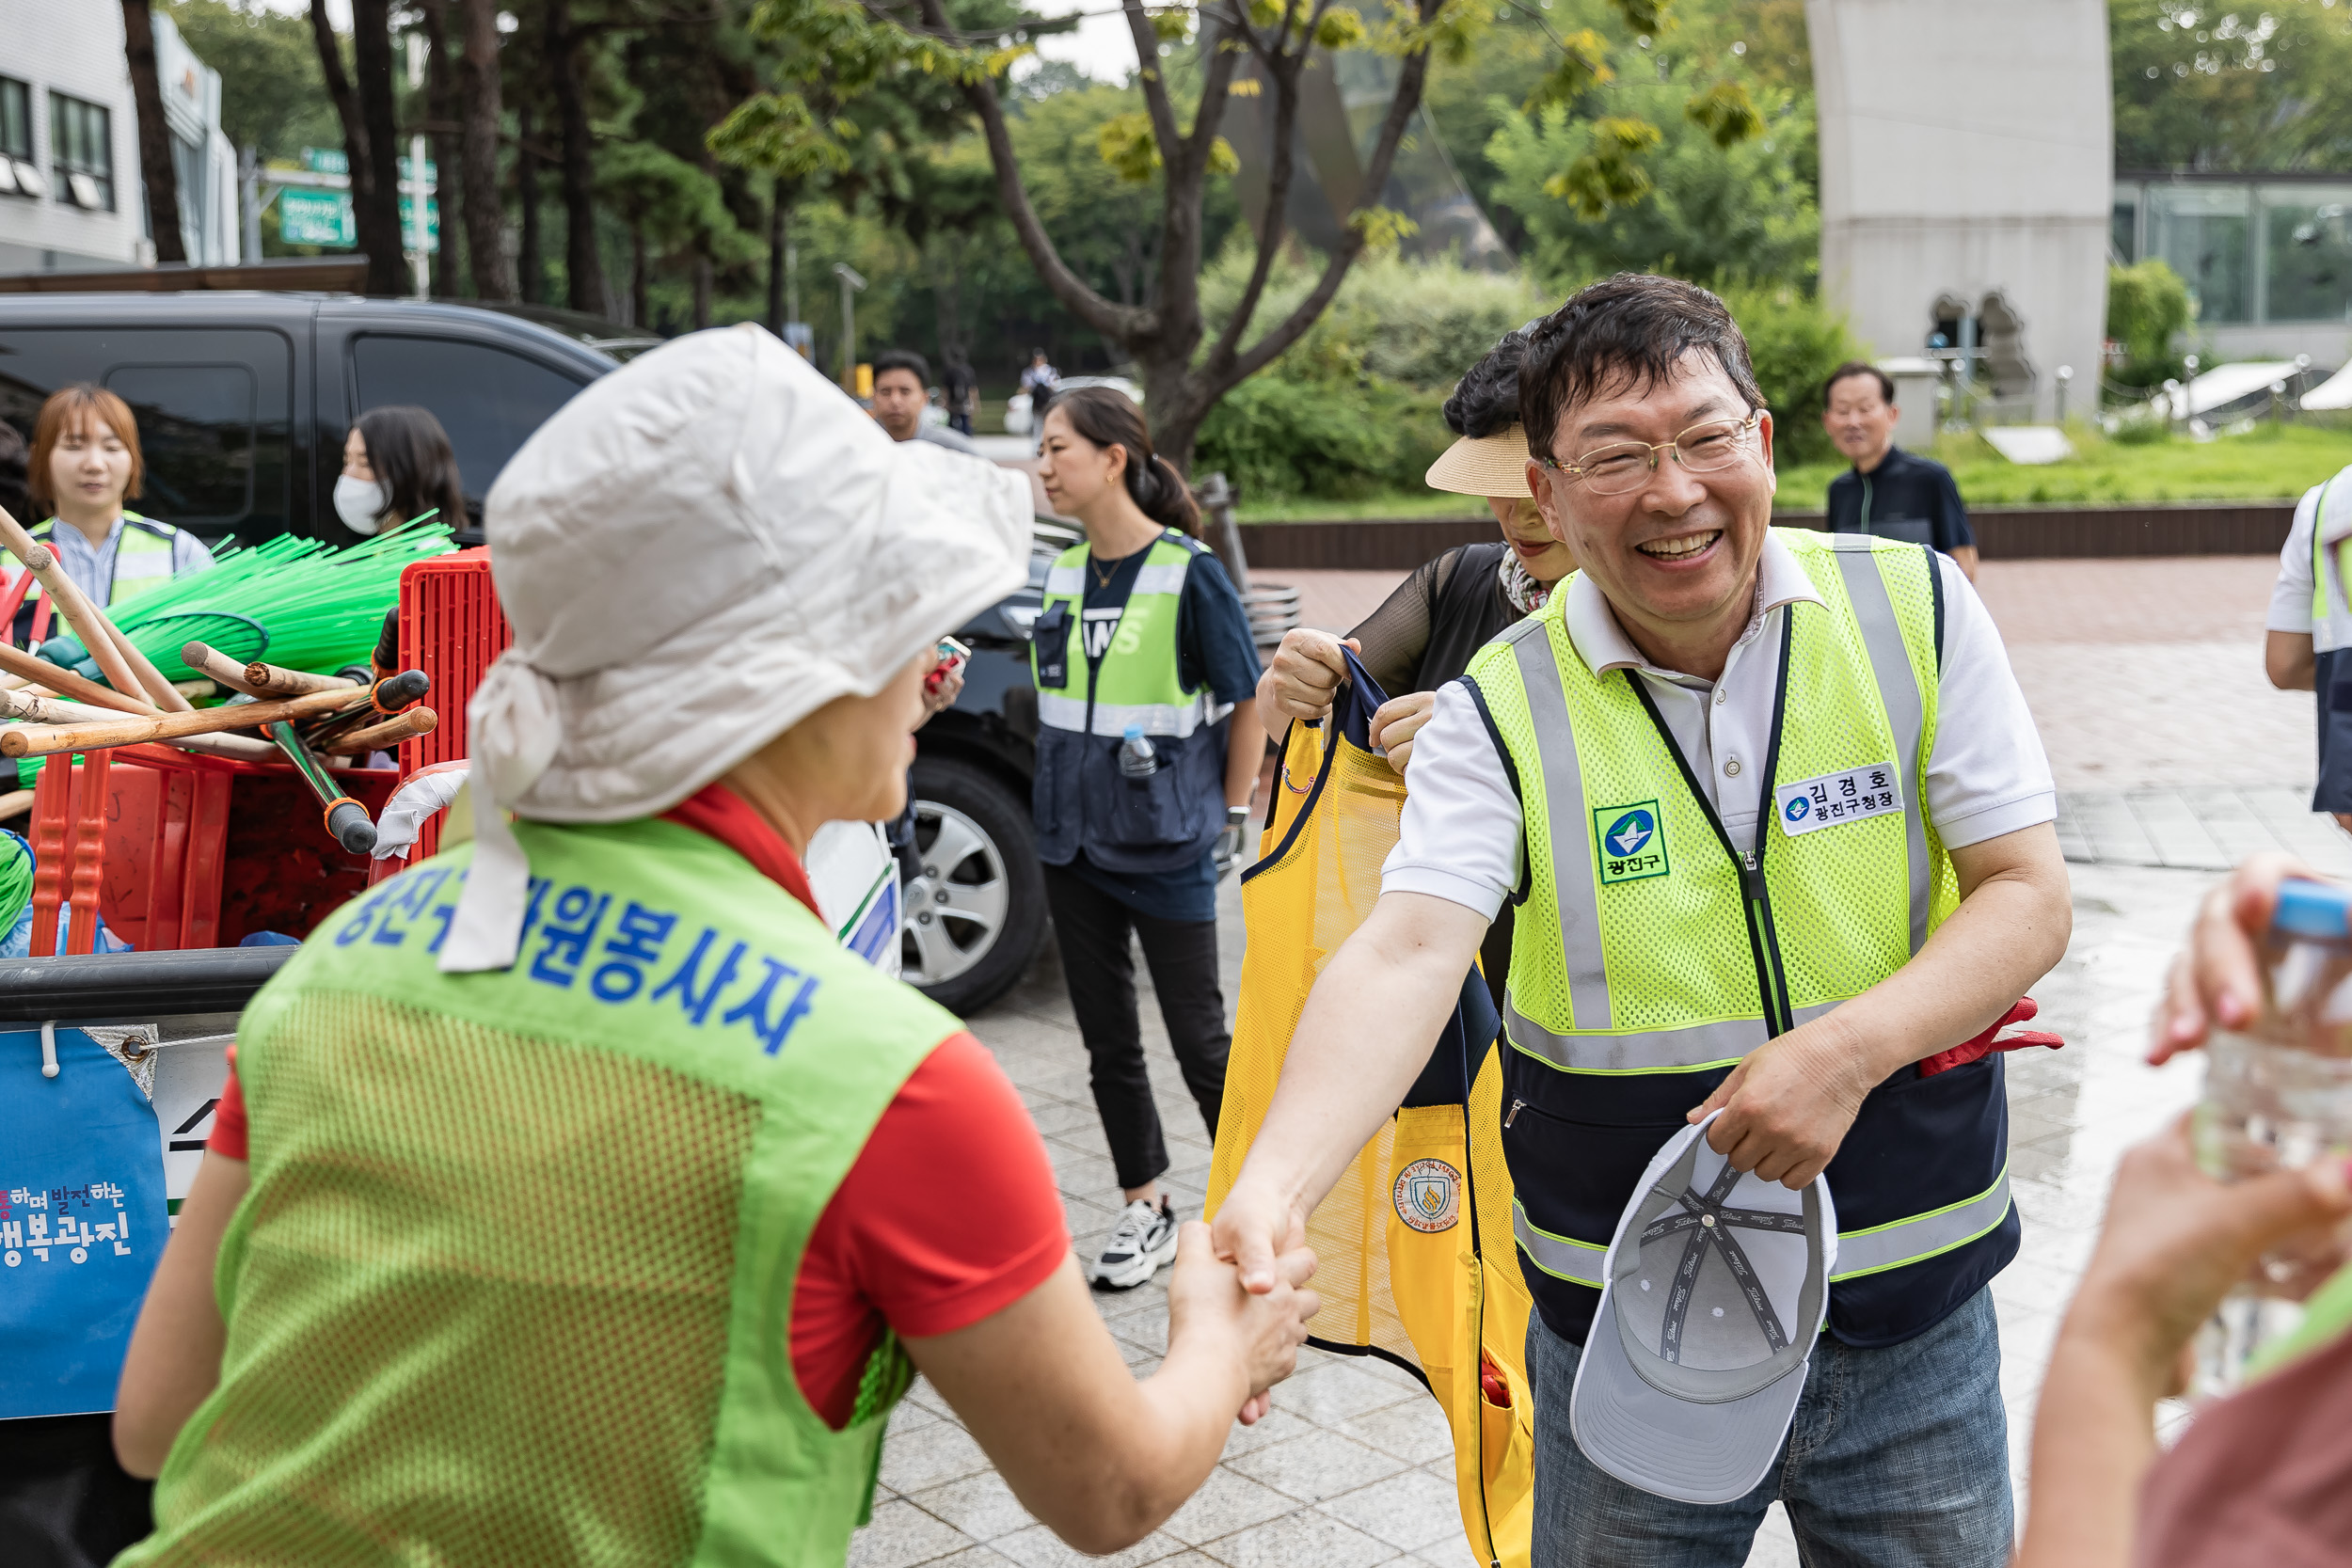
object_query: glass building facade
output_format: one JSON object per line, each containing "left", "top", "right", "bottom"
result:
{"left": 2116, "top": 174, "right": 2352, "bottom": 327}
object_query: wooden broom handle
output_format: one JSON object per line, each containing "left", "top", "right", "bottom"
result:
{"left": 244, "top": 657, "right": 360, "bottom": 697}
{"left": 0, "top": 685, "right": 368, "bottom": 758}
{"left": 326, "top": 706, "right": 437, "bottom": 754}
{"left": 0, "top": 505, "right": 185, "bottom": 711}
{"left": 0, "top": 640, "right": 155, "bottom": 715}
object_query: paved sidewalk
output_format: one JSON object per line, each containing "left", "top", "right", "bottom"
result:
{"left": 852, "top": 554, "right": 2311, "bottom": 1566}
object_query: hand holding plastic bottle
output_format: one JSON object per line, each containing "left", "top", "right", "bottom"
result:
{"left": 2151, "top": 854, "right": 2352, "bottom": 1388}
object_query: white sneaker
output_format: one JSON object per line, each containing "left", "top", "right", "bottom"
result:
{"left": 1090, "top": 1197, "right": 1178, "bottom": 1291}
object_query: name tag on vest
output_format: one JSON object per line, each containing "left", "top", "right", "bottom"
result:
{"left": 1774, "top": 763, "right": 1900, "bottom": 836}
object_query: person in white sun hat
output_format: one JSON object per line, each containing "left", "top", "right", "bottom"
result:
{"left": 109, "top": 325, "right": 1321, "bottom": 1568}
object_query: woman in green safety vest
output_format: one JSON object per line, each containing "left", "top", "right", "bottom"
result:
{"left": 1029, "top": 388, "right": 1266, "bottom": 1293}
{"left": 107, "top": 325, "right": 1319, "bottom": 1568}
{"left": 14, "top": 384, "right": 215, "bottom": 644}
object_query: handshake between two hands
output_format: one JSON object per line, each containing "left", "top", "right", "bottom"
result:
{"left": 1167, "top": 1219, "right": 1322, "bottom": 1426}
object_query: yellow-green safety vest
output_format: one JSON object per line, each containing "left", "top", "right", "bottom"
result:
{"left": 26, "top": 512, "right": 189, "bottom": 608}
{"left": 1470, "top": 529, "right": 2015, "bottom": 1347}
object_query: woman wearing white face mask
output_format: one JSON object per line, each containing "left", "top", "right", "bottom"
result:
{"left": 337, "top": 405, "right": 468, "bottom": 540}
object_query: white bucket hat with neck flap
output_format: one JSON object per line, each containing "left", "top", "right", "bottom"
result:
{"left": 438, "top": 323, "right": 1031, "bottom": 974}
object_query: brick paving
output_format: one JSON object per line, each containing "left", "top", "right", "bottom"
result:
{"left": 852, "top": 554, "right": 2328, "bottom": 1567}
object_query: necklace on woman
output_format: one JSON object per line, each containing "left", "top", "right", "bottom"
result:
{"left": 1499, "top": 552, "right": 1550, "bottom": 615}
{"left": 1090, "top": 552, "right": 1120, "bottom": 588}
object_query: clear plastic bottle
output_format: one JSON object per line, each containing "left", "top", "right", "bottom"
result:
{"left": 1118, "top": 722, "right": 1158, "bottom": 780}
{"left": 2191, "top": 878, "right": 2352, "bottom": 1396}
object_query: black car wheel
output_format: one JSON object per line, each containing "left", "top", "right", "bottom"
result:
{"left": 902, "top": 756, "right": 1045, "bottom": 1016}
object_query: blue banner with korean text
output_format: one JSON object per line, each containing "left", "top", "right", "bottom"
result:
{"left": 0, "top": 1030, "right": 168, "bottom": 1418}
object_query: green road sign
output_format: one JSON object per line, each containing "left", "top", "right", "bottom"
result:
{"left": 278, "top": 187, "right": 353, "bottom": 247}
{"left": 301, "top": 147, "right": 347, "bottom": 175}
{"left": 398, "top": 194, "right": 440, "bottom": 251}
{"left": 277, "top": 188, "right": 438, "bottom": 253}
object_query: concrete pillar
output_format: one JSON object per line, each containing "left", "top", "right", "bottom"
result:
{"left": 1807, "top": 0, "right": 2112, "bottom": 424}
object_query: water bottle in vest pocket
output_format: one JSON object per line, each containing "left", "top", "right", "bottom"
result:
{"left": 1104, "top": 736, "right": 1189, "bottom": 846}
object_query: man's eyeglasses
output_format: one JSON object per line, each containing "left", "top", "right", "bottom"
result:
{"left": 1534, "top": 413, "right": 1760, "bottom": 497}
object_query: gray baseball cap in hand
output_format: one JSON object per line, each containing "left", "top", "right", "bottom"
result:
{"left": 1569, "top": 1111, "right": 1839, "bottom": 1505}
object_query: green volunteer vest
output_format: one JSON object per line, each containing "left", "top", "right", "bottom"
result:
{"left": 1474, "top": 531, "right": 2010, "bottom": 1305}
{"left": 1032, "top": 532, "right": 1217, "bottom": 738}
{"left": 120, "top": 818, "right": 949, "bottom": 1568}
{"left": 28, "top": 512, "right": 184, "bottom": 608}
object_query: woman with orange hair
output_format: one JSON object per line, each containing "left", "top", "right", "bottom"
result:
{"left": 13, "top": 384, "right": 215, "bottom": 644}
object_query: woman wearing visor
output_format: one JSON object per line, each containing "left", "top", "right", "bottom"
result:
{"left": 1252, "top": 325, "right": 1575, "bottom": 1006}
{"left": 108, "top": 327, "right": 1318, "bottom": 1568}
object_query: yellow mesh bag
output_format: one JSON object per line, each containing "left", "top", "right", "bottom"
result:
{"left": 148, "top": 990, "right": 758, "bottom": 1565}
{"left": 1208, "top": 658, "right": 1535, "bottom": 1568}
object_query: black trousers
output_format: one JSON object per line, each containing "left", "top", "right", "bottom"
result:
{"left": 1043, "top": 863, "right": 1230, "bottom": 1192}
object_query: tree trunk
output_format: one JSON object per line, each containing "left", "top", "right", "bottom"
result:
{"left": 631, "top": 227, "right": 648, "bottom": 327}
{"left": 516, "top": 100, "right": 542, "bottom": 305}
{"left": 119, "top": 0, "right": 185, "bottom": 264}
{"left": 692, "top": 253, "right": 712, "bottom": 330}
{"left": 544, "top": 0, "right": 607, "bottom": 316}
{"left": 766, "top": 201, "right": 785, "bottom": 336}
{"left": 455, "top": 0, "right": 512, "bottom": 300}
{"left": 932, "top": 241, "right": 962, "bottom": 361}
{"left": 421, "top": 0, "right": 461, "bottom": 296}
{"left": 1141, "top": 350, "right": 1212, "bottom": 479}
{"left": 349, "top": 0, "right": 406, "bottom": 295}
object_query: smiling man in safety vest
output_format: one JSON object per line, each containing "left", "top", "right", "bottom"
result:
{"left": 1214, "top": 274, "right": 2069, "bottom": 1566}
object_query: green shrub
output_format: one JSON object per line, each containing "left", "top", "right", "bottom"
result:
{"left": 1196, "top": 373, "right": 1454, "bottom": 504}
{"left": 1713, "top": 281, "right": 1863, "bottom": 467}
{"left": 1200, "top": 247, "right": 1556, "bottom": 392}
{"left": 2106, "top": 259, "right": 2193, "bottom": 392}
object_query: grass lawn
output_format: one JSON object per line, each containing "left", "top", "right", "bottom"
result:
{"left": 1232, "top": 420, "right": 2352, "bottom": 522}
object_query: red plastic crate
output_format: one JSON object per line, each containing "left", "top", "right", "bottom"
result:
{"left": 394, "top": 548, "right": 509, "bottom": 863}
{"left": 27, "top": 745, "right": 398, "bottom": 953}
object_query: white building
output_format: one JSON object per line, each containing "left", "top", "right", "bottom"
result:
{"left": 1808, "top": 0, "right": 2112, "bottom": 420}
{"left": 0, "top": 0, "right": 240, "bottom": 274}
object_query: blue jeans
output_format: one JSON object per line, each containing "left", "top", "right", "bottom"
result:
{"left": 1528, "top": 1287, "right": 2012, "bottom": 1567}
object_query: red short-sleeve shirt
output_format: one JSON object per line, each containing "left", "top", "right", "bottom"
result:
{"left": 210, "top": 784, "right": 1069, "bottom": 1428}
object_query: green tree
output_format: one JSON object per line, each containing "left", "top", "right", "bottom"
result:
{"left": 716, "top": 0, "right": 1757, "bottom": 468}
{"left": 164, "top": 2, "right": 339, "bottom": 171}
{"left": 1486, "top": 64, "right": 1816, "bottom": 290}
{"left": 2112, "top": 0, "right": 2352, "bottom": 170}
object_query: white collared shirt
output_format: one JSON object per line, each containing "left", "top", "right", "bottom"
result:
{"left": 1381, "top": 532, "right": 2056, "bottom": 920}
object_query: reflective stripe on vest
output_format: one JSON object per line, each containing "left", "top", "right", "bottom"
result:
{"left": 1514, "top": 1160, "right": 2011, "bottom": 1289}
{"left": 1827, "top": 1163, "right": 2011, "bottom": 1280}
{"left": 1513, "top": 1196, "right": 1604, "bottom": 1287}
{"left": 1032, "top": 533, "right": 1227, "bottom": 738}
{"left": 2308, "top": 472, "right": 2352, "bottom": 657}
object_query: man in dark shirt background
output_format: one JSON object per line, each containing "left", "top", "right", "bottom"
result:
{"left": 1822, "top": 360, "right": 1979, "bottom": 580}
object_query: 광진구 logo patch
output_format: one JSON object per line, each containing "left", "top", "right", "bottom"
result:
{"left": 1593, "top": 800, "right": 1669, "bottom": 885}
{"left": 1392, "top": 1158, "right": 1461, "bottom": 1233}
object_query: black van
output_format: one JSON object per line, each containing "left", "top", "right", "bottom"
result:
{"left": 0, "top": 288, "right": 1047, "bottom": 1013}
